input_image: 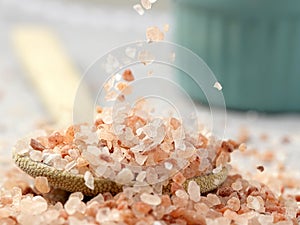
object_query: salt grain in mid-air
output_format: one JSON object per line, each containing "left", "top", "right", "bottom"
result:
{"left": 213, "top": 81, "right": 223, "bottom": 91}
{"left": 133, "top": 4, "right": 145, "bottom": 15}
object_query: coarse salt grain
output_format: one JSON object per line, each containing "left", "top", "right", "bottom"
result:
{"left": 140, "top": 193, "right": 161, "bottom": 206}
{"left": 146, "top": 26, "right": 164, "bottom": 42}
{"left": 212, "top": 165, "right": 222, "bottom": 174}
{"left": 84, "top": 171, "right": 95, "bottom": 190}
{"left": 164, "top": 162, "right": 173, "bottom": 170}
{"left": 188, "top": 181, "right": 201, "bottom": 202}
{"left": 238, "top": 143, "right": 247, "bottom": 152}
{"left": 246, "top": 195, "right": 264, "bottom": 212}
{"left": 141, "top": 0, "right": 152, "bottom": 10}
{"left": 206, "top": 194, "right": 221, "bottom": 206}
{"left": 227, "top": 197, "right": 240, "bottom": 211}
{"left": 175, "top": 190, "right": 189, "bottom": 200}
{"left": 20, "top": 196, "right": 48, "bottom": 215}
{"left": 65, "top": 196, "right": 86, "bottom": 215}
{"left": 29, "top": 150, "right": 43, "bottom": 162}
{"left": 115, "top": 168, "right": 134, "bottom": 185}
{"left": 34, "top": 177, "right": 50, "bottom": 194}
{"left": 213, "top": 81, "right": 222, "bottom": 91}
{"left": 133, "top": 4, "right": 144, "bottom": 15}
{"left": 231, "top": 180, "right": 243, "bottom": 191}
{"left": 125, "top": 47, "right": 136, "bottom": 59}
{"left": 163, "top": 24, "right": 169, "bottom": 33}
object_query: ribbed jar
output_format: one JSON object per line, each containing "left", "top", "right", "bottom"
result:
{"left": 173, "top": 0, "right": 300, "bottom": 112}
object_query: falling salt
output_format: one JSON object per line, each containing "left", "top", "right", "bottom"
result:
{"left": 213, "top": 81, "right": 223, "bottom": 91}
{"left": 84, "top": 171, "right": 94, "bottom": 190}
{"left": 105, "top": 54, "right": 120, "bottom": 74}
{"left": 188, "top": 181, "right": 201, "bottom": 202}
{"left": 141, "top": 0, "right": 152, "bottom": 9}
{"left": 133, "top": 4, "right": 144, "bottom": 15}
{"left": 140, "top": 193, "right": 161, "bottom": 206}
{"left": 115, "top": 168, "right": 134, "bottom": 185}
{"left": 163, "top": 24, "right": 170, "bottom": 33}
{"left": 138, "top": 50, "right": 155, "bottom": 65}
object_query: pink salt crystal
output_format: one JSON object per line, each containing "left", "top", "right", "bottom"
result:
{"left": 246, "top": 196, "right": 264, "bottom": 212}
{"left": 136, "top": 171, "right": 147, "bottom": 182}
{"left": 227, "top": 197, "right": 241, "bottom": 211}
{"left": 140, "top": 193, "right": 161, "bottom": 206}
{"left": 138, "top": 50, "right": 155, "bottom": 65}
{"left": 175, "top": 190, "right": 189, "bottom": 200}
{"left": 223, "top": 209, "right": 238, "bottom": 220}
{"left": 70, "top": 192, "right": 84, "bottom": 200}
{"left": 135, "top": 153, "right": 148, "bottom": 165}
{"left": 68, "top": 217, "right": 83, "bottom": 225}
{"left": 20, "top": 196, "right": 48, "bottom": 215}
{"left": 188, "top": 181, "right": 201, "bottom": 202}
{"left": 95, "top": 208, "right": 110, "bottom": 223}
{"left": 172, "top": 172, "right": 186, "bottom": 185}
{"left": 29, "top": 150, "right": 43, "bottom": 162}
{"left": 149, "top": 0, "right": 157, "bottom": 3}
{"left": 87, "top": 193, "right": 104, "bottom": 205}
{"left": 164, "top": 162, "right": 173, "bottom": 170}
{"left": 207, "top": 218, "right": 231, "bottom": 225}
{"left": 141, "top": 0, "right": 152, "bottom": 9}
{"left": 65, "top": 196, "right": 86, "bottom": 215}
{"left": 133, "top": 4, "right": 144, "bottom": 15}
{"left": 84, "top": 171, "right": 94, "bottom": 190}
{"left": 115, "top": 168, "right": 134, "bottom": 185}
{"left": 238, "top": 143, "right": 247, "bottom": 152}
{"left": 87, "top": 146, "right": 100, "bottom": 156}
{"left": 212, "top": 165, "right": 222, "bottom": 174}
{"left": 213, "top": 81, "right": 222, "bottom": 91}
{"left": 194, "top": 203, "right": 209, "bottom": 215}
{"left": 125, "top": 47, "right": 136, "bottom": 59}
{"left": 0, "top": 218, "right": 16, "bottom": 225}
{"left": 53, "top": 158, "right": 68, "bottom": 170}
{"left": 43, "top": 209, "right": 60, "bottom": 223}
{"left": 146, "top": 167, "right": 158, "bottom": 185}
{"left": 34, "top": 176, "right": 50, "bottom": 194}
{"left": 0, "top": 208, "right": 12, "bottom": 218}
{"left": 163, "top": 24, "right": 170, "bottom": 33}
{"left": 65, "top": 160, "right": 77, "bottom": 171}
{"left": 206, "top": 194, "right": 221, "bottom": 206}
{"left": 68, "top": 149, "right": 79, "bottom": 159}
{"left": 231, "top": 180, "right": 243, "bottom": 191}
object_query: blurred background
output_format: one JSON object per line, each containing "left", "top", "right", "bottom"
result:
{"left": 0, "top": 0, "right": 300, "bottom": 179}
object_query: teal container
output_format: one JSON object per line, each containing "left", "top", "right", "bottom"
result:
{"left": 173, "top": 0, "right": 300, "bottom": 112}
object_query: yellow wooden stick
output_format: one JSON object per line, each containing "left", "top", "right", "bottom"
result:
{"left": 12, "top": 26, "right": 93, "bottom": 127}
